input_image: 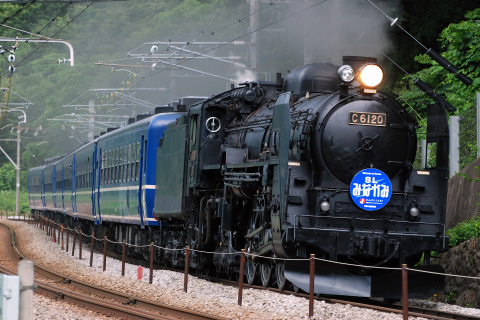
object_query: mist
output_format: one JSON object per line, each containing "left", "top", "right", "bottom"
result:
{"left": 0, "top": 0, "right": 403, "bottom": 160}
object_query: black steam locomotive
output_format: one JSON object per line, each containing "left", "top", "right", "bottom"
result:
{"left": 154, "top": 56, "right": 448, "bottom": 298}
{"left": 29, "top": 56, "right": 448, "bottom": 298}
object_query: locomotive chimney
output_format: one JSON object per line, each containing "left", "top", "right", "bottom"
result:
{"left": 275, "top": 72, "right": 283, "bottom": 92}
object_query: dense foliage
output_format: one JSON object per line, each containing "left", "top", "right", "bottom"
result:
{"left": 395, "top": 8, "right": 480, "bottom": 121}
{"left": 447, "top": 216, "right": 480, "bottom": 247}
{"left": 0, "top": 190, "right": 29, "bottom": 214}
{"left": 0, "top": 163, "right": 16, "bottom": 191}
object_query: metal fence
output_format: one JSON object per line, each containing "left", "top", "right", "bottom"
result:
{"left": 458, "top": 104, "right": 477, "bottom": 170}
{"left": 416, "top": 93, "right": 479, "bottom": 177}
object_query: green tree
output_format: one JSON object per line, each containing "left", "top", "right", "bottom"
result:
{"left": 395, "top": 8, "right": 480, "bottom": 119}
{"left": 0, "top": 163, "right": 16, "bottom": 191}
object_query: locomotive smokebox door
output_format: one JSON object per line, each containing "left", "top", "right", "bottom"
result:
{"left": 318, "top": 99, "right": 416, "bottom": 184}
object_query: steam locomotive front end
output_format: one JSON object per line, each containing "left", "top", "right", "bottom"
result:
{"left": 281, "top": 57, "right": 448, "bottom": 298}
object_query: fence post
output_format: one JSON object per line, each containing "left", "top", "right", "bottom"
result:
{"left": 103, "top": 236, "right": 107, "bottom": 272}
{"left": 402, "top": 264, "right": 409, "bottom": 320}
{"left": 149, "top": 242, "right": 154, "bottom": 284}
{"left": 238, "top": 249, "right": 245, "bottom": 306}
{"left": 90, "top": 232, "right": 95, "bottom": 267}
{"left": 184, "top": 246, "right": 190, "bottom": 293}
{"left": 72, "top": 228, "right": 77, "bottom": 257}
{"left": 57, "top": 223, "right": 61, "bottom": 246}
{"left": 309, "top": 254, "right": 315, "bottom": 318}
{"left": 61, "top": 225, "right": 64, "bottom": 250}
{"left": 18, "top": 260, "right": 34, "bottom": 320}
{"left": 66, "top": 227, "right": 69, "bottom": 253}
{"left": 79, "top": 230, "right": 83, "bottom": 260}
{"left": 449, "top": 115, "right": 460, "bottom": 177}
{"left": 121, "top": 240, "right": 126, "bottom": 277}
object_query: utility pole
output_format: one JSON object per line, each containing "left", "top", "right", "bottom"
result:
{"left": 15, "top": 124, "right": 20, "bottom": 216}
{"left": 0, "top": 108, "right": 26, "bottom": 216}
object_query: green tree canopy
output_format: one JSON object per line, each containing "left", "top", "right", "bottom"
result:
{"left": 395, "top": 8, "right": 480, "bottom": 120}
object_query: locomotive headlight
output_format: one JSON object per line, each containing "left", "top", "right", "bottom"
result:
{"left": 320, "top": 197, "right": 330, "bottom": 213}
{"left": 338, "top": 65, "right": 355, "bottom": 83}
{"left": 409, "top": 206, "right": 420, "bottom": 217}
{"left": 358, "top": 64, "right": 383, "bottom": 88}
{"left": 320, "top": 201, "right": 330, "bottom": 212}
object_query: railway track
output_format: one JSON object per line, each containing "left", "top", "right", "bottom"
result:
{"left": 3, "top": 218, "right": 480, "bottom": 320}
{"left": 207, "top": 276, "right": 480, "bottom": 320}
{"left": 0, "top": 221, "right": 228, "bottom": 320}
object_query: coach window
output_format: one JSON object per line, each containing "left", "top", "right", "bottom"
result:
{"left": 121, "top": 146, "right": 127, "bottom": 181}
{"left": 121, "top": 145, "right": 125, "bottom": 182}
{"left": 126, "top": 144, "right": 132, "bottom": 182}
{"left": 100, "top": 154, "right": 103, "bottom": 185}
{"left": 123, "top": 145, "right": 128, "bottom": 182}
{"left": 131, "top": 144, "right": 134, "bottom": 181}
{"left": 119, "top": 146, "right": 123, "bottom": 182}
{"left": 118, "top": 147, "right": 122, "bottom": 182}
{"left": 190, "top": 116, "right": 198, "bottom": 145}
{"left": 116, "top": 147, "right": 120, "bottom": 183}
{"left": 113, "top": 148, "right": 117, "bottom": 183}
{"left": 87, "top": 157, "right": 91, "bottom": 186}
{"left": 82, "top": 160, "right": 86, "bottom": 188}
{"left": 130, "top": 144, "right": 134, "bottom": 181}
{"left": 144, "top": 140, "right": 148, "bottom": 173}
{"left": 108, "top": 150, "right": 112, "bottom": 184}
{"left": 135, "top": 142, "right": 140, "bottom": 181}
{"left": 123, "top": 145, "right": 127, "bottom": 182}
{"left": 107, "top": 150, "right": 111, "bottom": 184}
{"left": 105, "top": 151, "right": 108, "bottom": 184}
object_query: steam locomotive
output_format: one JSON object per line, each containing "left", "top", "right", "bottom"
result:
{"left": 28, "top": 56, "right": 448, "bottom": 298}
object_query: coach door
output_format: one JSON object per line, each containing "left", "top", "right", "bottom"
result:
{"left": 92, "top": 143, "right": 102, "bottom": 225}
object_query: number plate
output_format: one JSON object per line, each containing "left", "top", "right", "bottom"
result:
{"left": 349, "top": 111, "right": 386, "bottom": 127}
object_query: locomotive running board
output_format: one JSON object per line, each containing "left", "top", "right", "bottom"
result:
{"left": 284, "top": 260, "right": 445, "bottom": 298}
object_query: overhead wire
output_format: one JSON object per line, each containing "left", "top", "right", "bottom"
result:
{"left": 127, "top": 0, "right": 329, "bottom": 94}
{"left": 1, "top": 1, "right": 94, "bottom": 79}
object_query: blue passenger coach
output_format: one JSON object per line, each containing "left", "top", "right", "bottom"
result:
{"left": 28, "top": 106, "right": 192, "bottom": 232}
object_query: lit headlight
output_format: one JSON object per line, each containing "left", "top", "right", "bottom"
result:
{"left": 338, "top": 65, "right": 355, "bottom": 83}
{"left": 358, "top": 64, "right": 383, "bottom": 88}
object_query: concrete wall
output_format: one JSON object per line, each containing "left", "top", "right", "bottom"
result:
{"left": 446, "top": 157, "right": 480, "bottom": 229}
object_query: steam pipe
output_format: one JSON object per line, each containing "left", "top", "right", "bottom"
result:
{"left": 414, "top": 79, "right": 456, "bottom": 113}
{"left": 366, "top": 1, "right": 472, "bottom": 86}
{"left": 426, "top": 48, "right": 472, "bottom": 86}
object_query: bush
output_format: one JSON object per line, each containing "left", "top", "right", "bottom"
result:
{"left": 447, "top": 216, "right": 480, "bottom": 246}
{"left": 0, "top": 163, "right": 16, "bottom": 191}
{"left": 0, "top": 190, "right": 30, "bottom": 215}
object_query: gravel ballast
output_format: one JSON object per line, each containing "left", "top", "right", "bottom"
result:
{"left": 3, "top": 218, "right": 480, "bottom": 320}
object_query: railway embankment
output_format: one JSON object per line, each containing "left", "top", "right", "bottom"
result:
{"left": 436, "top": 238, "right": 480, "bottom": 308}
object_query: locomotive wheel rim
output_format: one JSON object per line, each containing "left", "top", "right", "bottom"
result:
{"left": 260, "top": 263, "right": 273, "bottom": 287}
{"left": 245, "top": 261, "right": 258, "bottom": 285}
{"left": 275, "top": 262, "right": 288, "bottom": 290}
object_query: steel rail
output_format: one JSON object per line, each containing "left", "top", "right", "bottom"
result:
{"left": 0, "top": 221, "right": 227, "bottom": 320}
